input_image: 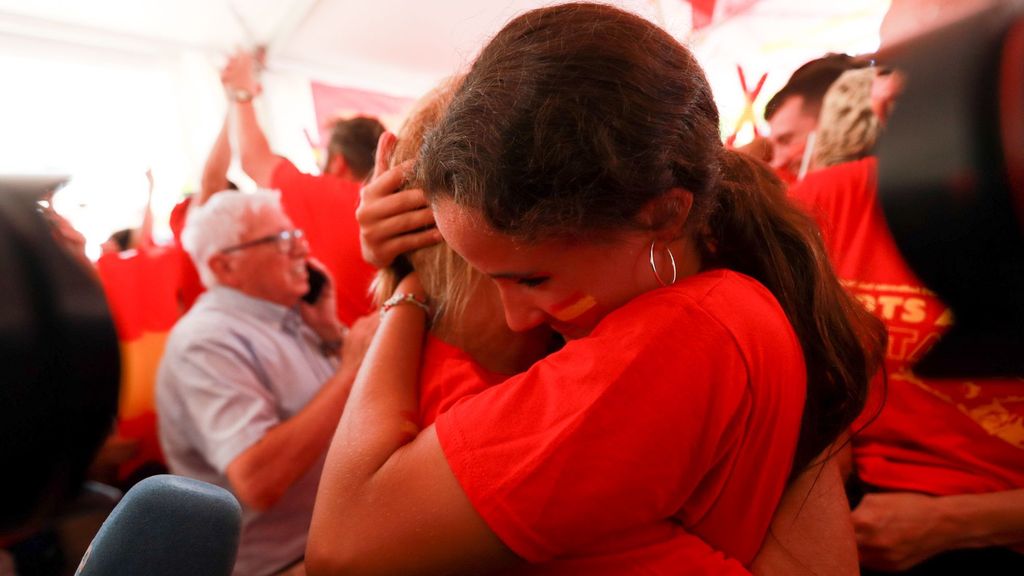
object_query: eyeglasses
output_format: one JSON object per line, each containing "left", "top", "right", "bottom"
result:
{"left": 220, "top": 229, "right": 306, "bottom": 255}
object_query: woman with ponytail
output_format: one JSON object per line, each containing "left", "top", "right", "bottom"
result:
{"left": 307, "top": 3, "right": 884, "bottom": 574}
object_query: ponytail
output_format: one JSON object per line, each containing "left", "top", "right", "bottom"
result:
{"left": 704, "top": 150, "right": 886, "bottom": 477}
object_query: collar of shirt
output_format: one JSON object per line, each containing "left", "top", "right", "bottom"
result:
{"left": 207, "top": 286, "right": 304, "bottom": 335}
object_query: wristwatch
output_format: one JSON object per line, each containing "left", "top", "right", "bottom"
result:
{"left": 227, "top": 88, "right": 254, "bottom": 103}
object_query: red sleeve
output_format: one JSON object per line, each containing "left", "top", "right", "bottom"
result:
{"left": 435, "top": 290, "right": 751, "bottom": 563}
{"left": 169, "top": 197, "right": 191, "bottom": 242}
{"left": 270, "top": 158, "right": 322, "bottom": 226}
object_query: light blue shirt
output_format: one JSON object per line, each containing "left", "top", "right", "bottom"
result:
{"left": 156, "top": 286, "right": 336, "bottom": 576}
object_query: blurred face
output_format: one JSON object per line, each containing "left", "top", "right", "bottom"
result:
{"left": 434, "top": 199, "right": 661, "bottom": 340}
{"left": 218, "top": 206, "right": 309, "bottom": 307}
{"left": 871, "top": 69, "right": 905, "bottom": 124}
{"left": 101, "top": 239, "right": 121, "bottom": 255}
{"left": 767, "top": 95, "right": 818, "bottom": 177}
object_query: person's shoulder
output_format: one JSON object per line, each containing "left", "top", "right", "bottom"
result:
{"left": 634, "top": 269, "right": 771, "bottom": 308}
{"left": 627, "top": 270, "right": 793, "bottom": 352}
{"left": 790, "top": 157, "right": 877, "bottom": 206}
{"left": 166, "top": 299, "right": 246, "bottom": 352}
{"left": 269, "top": 157, "right": 303, "bottom": 187}
{"left": 603, "top": 270, "right": 770, "bottom": 341}
{"left": 672, "top": 269, "right": 782, "bottom": 320}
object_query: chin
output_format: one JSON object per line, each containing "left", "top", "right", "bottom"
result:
{"left": 551, "top": 323, "right": 589, "bottom": 341}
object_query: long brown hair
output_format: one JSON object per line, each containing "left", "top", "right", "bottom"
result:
{"left": 709, "top": 150, "right": 885, "bottom": 474}
{"left": 420, "top": 2, "right": 885, "bottom": 476}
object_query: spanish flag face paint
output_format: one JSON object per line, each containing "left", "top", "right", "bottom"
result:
{"left": 550, "top": 291, "right": 598, "bottom": 322}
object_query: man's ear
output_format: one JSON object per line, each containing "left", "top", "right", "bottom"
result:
{"left": 208, "top": 253, "right": 234, "bottom": 285}
{"left": 637, "top": 188, "right": 694, "bottom": 240}
{"left": 325, "top": 154, "right": 350, "bottom": 179}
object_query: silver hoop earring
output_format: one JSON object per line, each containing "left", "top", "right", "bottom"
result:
{"left": 649, "top": 240, "right": 677, "bottom": 286}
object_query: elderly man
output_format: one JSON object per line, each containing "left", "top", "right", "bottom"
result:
{"left": 156, "top": 191, "right": 375, "bottom": 576}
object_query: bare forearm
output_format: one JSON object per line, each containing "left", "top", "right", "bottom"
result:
{"left": 227, "top": 362, "right": 357, "bottom": 510}
{"left": 199, "top": 116, "right": 232, "bottom": 205}
{"left": 754, "top": 456, "right": 857, "bottom": 576}
{"left": 325, "top": 305, "right": 424, "bottom": 481}
{"left": 230, "top": 101, "right": 281, "bottom": 187}
{"left": 138, "top": 170, "right": 155, "bottom": 246}
{"left": 308, "top": 305, "right": 426, "bottom": 572}
{"left": 942, "top": 489, "right": 1024, "bottom": 549}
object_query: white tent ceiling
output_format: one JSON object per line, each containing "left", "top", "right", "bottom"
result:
{"left": 0, "top": 0, "right": 889, "bottom": 254}
{"left": 0, "top": 0, "right": 887, "bottom": 97}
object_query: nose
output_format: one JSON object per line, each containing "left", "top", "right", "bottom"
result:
{"left": 496, "top": 286, "right": 547, "bottom": 333}
{"left": 291, "top": 235, "right": 310, "bottom": 257}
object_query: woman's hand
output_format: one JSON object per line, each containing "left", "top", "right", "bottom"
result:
{"left": 356, "top": 132, "right": 442, "bottom": 268}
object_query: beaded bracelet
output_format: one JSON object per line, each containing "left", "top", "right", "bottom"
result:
{"left": 380, "top": 292, "right": 431, "bottom": 318}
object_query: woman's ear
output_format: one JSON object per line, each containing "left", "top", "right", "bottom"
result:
{"left": 637, "top": 188, "right": 693, "bottom": 240}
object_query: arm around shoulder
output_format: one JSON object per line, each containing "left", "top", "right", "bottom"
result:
{"left": 306, "top": 274, "right": 520, "bottom": 575}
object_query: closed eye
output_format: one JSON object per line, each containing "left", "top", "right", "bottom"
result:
{"left": 517, "top": 276, "right": 549, "bottom": 288}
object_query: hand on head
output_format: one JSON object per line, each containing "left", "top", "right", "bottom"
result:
{"left": 356, "top": 132, "right": 442, "bottom": 268}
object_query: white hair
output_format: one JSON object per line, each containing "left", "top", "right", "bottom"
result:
{"left": 181, "top": 190, "right": 283, "bottom": 288}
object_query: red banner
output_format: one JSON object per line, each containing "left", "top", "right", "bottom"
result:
{"left": 689, "top": 0, "right": 759, "bottom": 30}
{"left": 310, "top": 81, "right": 416, "bottom": 144}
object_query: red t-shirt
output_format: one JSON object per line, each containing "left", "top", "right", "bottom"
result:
{"left": 271, "top": 159, "right": 377, "bottom": 326}
{"left": 435, "top": 270, "right": 805, "bottom": 572}
{"left": 169, "top": 196, "right": 204, "bottom": 313}
{"left": 791, "top": 158, "right": 1024, "bottom": 495}
{"left": 96, "top": 246, "right": 182, "bottom": 342}
{"left": 418, "top": 335, "right": 504, "bottom": 427}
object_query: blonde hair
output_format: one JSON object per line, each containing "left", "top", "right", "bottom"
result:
{"left": 812, "top": 68, "right": 881, "bottom": 169}
{"left": 372, "top": 76, "right": 482, "bottom": 335}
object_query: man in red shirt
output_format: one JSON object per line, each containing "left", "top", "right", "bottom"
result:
{"left": 788, "top": 3, "right": 1024, "bottom": 573}
{"left": 792, "top": 157, "right": 1024, "bottom": 574}
{"left": 220, "top": 50, "right": 383, "bottom": 326}
{"left": 763, "top": 53, "right": 867, "bottom": 183}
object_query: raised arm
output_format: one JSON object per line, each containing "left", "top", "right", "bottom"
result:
{"left": 197, "top": 114, "right": 232, "bottom": 207}
{"left": 137, "top": 168, "right": 155, "bottom": 248}
{"left": 220, "top": 50, "right": 283, "bottom": 188}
